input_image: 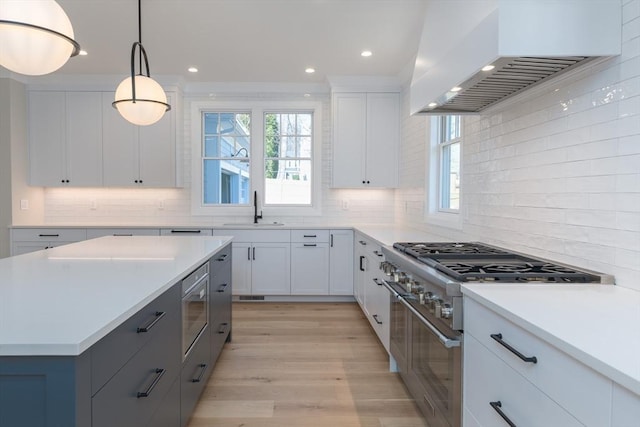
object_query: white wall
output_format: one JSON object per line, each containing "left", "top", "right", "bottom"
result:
{"left": 396, "top": 0, "right": 640, "bottom": 291}
{"left": 41, "top": 92, "right": 396, "bottom": 226}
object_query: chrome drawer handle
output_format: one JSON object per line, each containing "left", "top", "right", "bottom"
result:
{"left": 137, "top": 311, "right": 166, "bottom": 333}
{"left": 137, "top": 368, "right": 165, "bottom": 398}
{"left": 490, "top": 333, "right": 537, "bottom": 364}
{"left": 490, "top": 401, "right": 517, "bottom": 427}
{"left": 191, "top": 364, "right": 208, "bottom": 383}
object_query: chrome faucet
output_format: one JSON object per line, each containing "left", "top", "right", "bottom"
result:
{"left": 253, "top": 191, "right": 263, "bottom": 224}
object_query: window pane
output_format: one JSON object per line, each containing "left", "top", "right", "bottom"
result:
{"left": 265, "top": 159, "right": 311, "bottom": 205}
{"left": 203, "top": 159, "right": 250, "bottom": 205}
{"left": 440, "top": 142, "right": 460, "bottom": 210}
{"left": 204, "top": 136, "right": 220, "bottom": 157}
{"left": 297, "top": 114, "right": 312, "bottom": 135}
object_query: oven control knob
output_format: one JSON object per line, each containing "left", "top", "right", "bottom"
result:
{"left": 441, "top": 303, "right": 453, "bottom": 319}
{"left": 434, "top": 299, "right": 443, "bottom": 318}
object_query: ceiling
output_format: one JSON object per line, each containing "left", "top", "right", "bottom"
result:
{"left": 39, "top": 0, "right": 427, "bottom": 84}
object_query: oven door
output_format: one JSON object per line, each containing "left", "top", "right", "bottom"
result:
{"left": 386, "top": 283, "right": 409, "bottom": 376}
{"left": 406, "top": 302, "right": 462, "bottom": 427}
{"left": 182, "top": 276, "right": 209, "bottom": 358}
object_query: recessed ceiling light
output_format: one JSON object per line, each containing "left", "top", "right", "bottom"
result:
{"left": 188, "top": 67, "right": 198, "bottom": 73}
{"left": 79, "top": 50, "right": 88, "bottom": 56}
{"left": 361, "top": 50, "right": 372, "bottom": 57}
{"left": 303, "top": 93, "right": 311, "bottom": 97}
{"left": 451, "top": 86, "right": 462, "bottom": 92}
{"left": 305, "top": 67, "right": 315, "bottom": 74}
{"left": 482, "top": 64, "right": 495, "bottom": 71}
{"left": 428, "top": 102, "right": 437, "bottom": 108}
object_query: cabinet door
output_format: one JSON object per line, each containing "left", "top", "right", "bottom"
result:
{"left": 329, "top": 230, "right": 354, "bottom": 295}
{"left": 231, "top": 242, "right": 252, "bottom": 295}
{"left": 65, "top": 92, "right": 103, "bottom": 186}
{"left": 612, "top": 383, "right": 640, "bottom": 427}
{"left": 332, "top": 93, "right": 367, "bottom": 187}
{"left": 138, "top": 94, "right": 175, "bottom": 187}
{"left": 370, "top": 275, "right": 390, "bottom": 352}
{"left": 102, "top": 92, "right": 139, "bottom": 186}
{"left": 251, "top": 242, "right": 291, "bottom": 295}
{"left": 291, "top": 243, "right": 329, "bottom": 295}
{"left": 354, "top": 239, "right": 368, "bottom": 308}
{"left": 29, "top": 91, "right": 66, "bottom": 186}
{"left": 366, "top": 93, "right": 399, "bottom": 187}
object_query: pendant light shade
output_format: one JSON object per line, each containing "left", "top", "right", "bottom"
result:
{"left": 112, "top": 0, "right": 170, "bottom": 126}
{"left": 114, "top": 74, "right": 168, "bottom": 126}
{"left": 0, "top": 0, "right": 80, "bottom": 75}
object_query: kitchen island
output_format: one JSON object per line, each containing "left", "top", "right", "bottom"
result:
{"left": 0, "top": 235, "right": 233, "bottom": 427}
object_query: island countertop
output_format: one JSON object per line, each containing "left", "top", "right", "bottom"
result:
{"left": 0, "top": 235, "right": 232, "bottom": 356}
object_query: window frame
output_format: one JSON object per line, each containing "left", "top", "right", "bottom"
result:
{"left": 191, "top": 100, "right": 323, "bottom": 217}
{"left": 425, "top": 115, "right": 463, "bottom": 230}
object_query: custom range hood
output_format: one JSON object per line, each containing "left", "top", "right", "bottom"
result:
{"left": 410, "top": 0, "right": 621, "bottom": 115}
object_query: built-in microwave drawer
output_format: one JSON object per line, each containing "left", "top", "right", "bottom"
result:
{"left": 464, "top": 298, "right": 612, "bottom": 426}
{"left": 182, "top": 262, "right": 209, "bottom": 294}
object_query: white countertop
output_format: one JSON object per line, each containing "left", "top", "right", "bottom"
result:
{"left": 0, "top": 236, "right": 232, "bottom": 356}
{"left": 462, "top": 284, "right": 640, "bottom": 395}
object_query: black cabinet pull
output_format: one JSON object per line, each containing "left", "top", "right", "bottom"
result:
{"left": 303, "top": 243, "right": 317, "bottom": 247}
{"left": 247, "top": 247, "right": 251, "bottom": 260}
{"left": 490, "top": 401, "right": 517, "bottom": 427}
{"left": 373, "top": 250, "right": 383, "bottom": 257}
{"left": 171, "top": 230, "right": 201, "bottom": 233}
{"left": 137, "top": 368, "right": 165, "bottom": 398}
{"left": 252, "top": 247, "right": 256, "bottom": 260}
{"left": 358, "top": 240, "right": 366, "bottom": 245}
{"left": 113, "top": 233, "right": 133, "bottom": 236}
{"left": 330, "top": 234, "right": 334, "bottom": 247}
{"left": 372, "top": 278, "right": 382, "bottom": 286}
{"left": 490, "top": 333, "right": 537, "bottom": 364}
{"left": 373, "top": 314, "right": 383, "bottom": 325}
{"left": 359, "top": 255, "right": 365, "bottom": 271}
{"left": 39, "top": 234, "right": 59, "bottom": 237}
{"left": 303, "top": 234, "right": 317, "bottom": 238}
{"left": 218, "top": 322, "right": 229, "bottom": 334}
{"left": 217, "top": 283, "right": 228, "bottom": 293}
{"left": 216, "top": 253, "right": 228, "bottom": 261}
{"left": 191, "top": 364, "right": 208, "bottom": 383}
{"left": 137, "top": 311, "right": 166, "bottom": 333}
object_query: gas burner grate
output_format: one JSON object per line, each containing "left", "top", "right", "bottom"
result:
{"left": 393, "top": 242, "right": 510, "bottom": 258}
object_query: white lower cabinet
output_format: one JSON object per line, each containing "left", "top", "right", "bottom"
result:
{"left": 611, "top": 383, "right": 640, "bottom": 427}
{"left": 86, "top": 228, "right": 160, "bottom": 238}
{"left": 329, "top": 229, "right": 354, "bottom": 295}
{"left": 291, "top": 230, "right": 329, "bottom": 295}
{"left": 212, "top": 229, "right": 291, "bottom": 296}
{"left": 10, "top": 228, "right": 88, "bottom": 256}
{"left": 463, "top": 297, "right": 616, "bottom": 427}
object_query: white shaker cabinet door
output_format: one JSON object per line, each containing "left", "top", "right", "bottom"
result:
{"left": 29, "top": 91, "right": 66, "bottom": 186}
{"left": 102, "top": 92, "right": 139, "bottom": 186}
{"left": 138, "top": 94, "right": 176, "bottom": 187}
{"left": 365, "top": 93, "right": 399, "bottom": 187}
{"left": 611, "top": 383, "right": 640, "bottom": 427}
{"left": 291, "top": 243, "right": 330, "bottom": 295}
{"left": 231, "top": 242, "right": 252, "bottom": 296}
{"left": 332, "top": 93, "right": 367, "bottom": 187}
{"left": 251, "top": 242, "right": 291, "bottom": 295}
{"left": 329, "top": 229, "right": 354, "bottom": 295}
{"left": 65, "top": 92, "right": 103, "bottom": 186}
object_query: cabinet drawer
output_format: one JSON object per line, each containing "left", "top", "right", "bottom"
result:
{"left": 92, "top": 309, "right": 181, "bottom": 427}
{"left": 86, "top": 228, "right": 160, "bottom": 238}
{"left": 91, "top": 284, "right": 181, "bottom": 395}
{"left": 212, "top": 229, "right": 290, "bottom": 243}
{"left": 464, "top": 334, "right": 582, "bottom": 427}
{"left": 181, "top": 327, "right": 211, "bottom": 427}
{"left": 12, "top": 228, "right": 87, "bottom": 242}
{"left": 465, "top": 298, "right": 611, "bottom": 426}
{"left": 291, "top": 229, "right": 329, "bottom": 243}
{"left": 160, "top": 228, "right": 213, "bottom": 236}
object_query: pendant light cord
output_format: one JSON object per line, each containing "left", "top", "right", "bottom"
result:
{"left": 138, "top": 0, "right": 143, "bottom": 75}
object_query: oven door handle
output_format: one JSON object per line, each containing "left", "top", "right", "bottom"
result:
{"left": 381, "top": 279, "right": 400, "bottom": 297}
{"left": 399, "top": 297, "right": 460, "bottom": 349}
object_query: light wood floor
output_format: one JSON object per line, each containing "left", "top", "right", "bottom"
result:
{"left": 187, "top": 302, "right": 428, "bottom": 427}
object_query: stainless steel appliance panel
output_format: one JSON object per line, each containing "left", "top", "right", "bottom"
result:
{"left": 182, "top": 264, "right": 210, "bottom": 358}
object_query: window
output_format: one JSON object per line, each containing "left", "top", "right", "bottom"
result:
{"left": 191, "top": 101, "right": 322, "bottom": 216}
{"left": 425, "top": 115, "right": 462, "bottom": 228}
{"left": 202, "top": 112, "right": 251, "bottom": 205}
{"left": 438, "top": 115, "right": 461, "bottom": 211}
{"left": 264, "top": 112, "right": 312, "bottom": 205}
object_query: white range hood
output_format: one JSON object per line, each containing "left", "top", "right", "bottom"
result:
{"left": 410, "top": 0, "right": 622, "bottom": 115}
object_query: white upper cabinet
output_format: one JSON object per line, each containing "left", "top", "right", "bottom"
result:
{"left": 332, "top": 92, "right": 399, "bottom": 188}
{"left": 29, "top": 91, "right": 103, "bottom": 187}
{"left": 103, "top": 92, "right": 176, "bottom": 187}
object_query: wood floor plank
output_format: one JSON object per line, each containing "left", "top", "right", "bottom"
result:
{"left": 187, "top": 302, "right": 426, "bottom": 427}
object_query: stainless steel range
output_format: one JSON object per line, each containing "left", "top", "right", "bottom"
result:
{"left": 379, "top": 241, "right": 612, "bottom": 427}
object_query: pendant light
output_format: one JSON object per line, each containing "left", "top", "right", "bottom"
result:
{"left": 112, "top": 0, "right": 170, "bottom": 126}
{"left": 0, "top": 0, "right": 80, "bottom": 75}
